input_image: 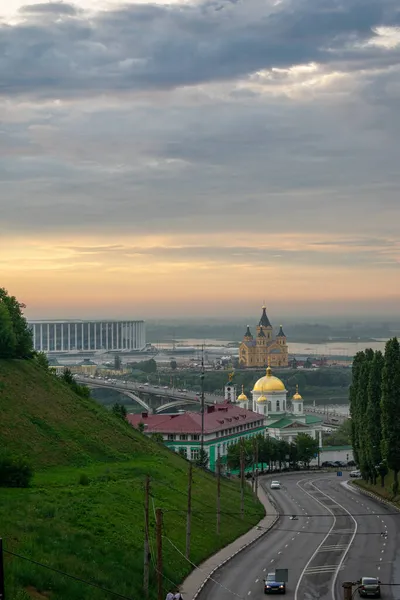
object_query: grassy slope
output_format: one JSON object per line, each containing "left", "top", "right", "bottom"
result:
{"left": 0, "top": 360, "right": 264, "bottom": 600}
{"left": 354, "top": 471, "right": 400, "bottom": 504}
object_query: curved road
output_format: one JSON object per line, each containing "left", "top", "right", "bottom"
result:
{"left": 201, "top": 473, "right": 400, "bottom": 600}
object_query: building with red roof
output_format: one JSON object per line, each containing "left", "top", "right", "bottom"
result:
{"left": 127, "top": 403, "right": 266, "bottom": 471}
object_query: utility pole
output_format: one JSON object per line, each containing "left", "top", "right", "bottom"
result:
{"left": 0, "top": 538, "right": 5, "bottom": 600}
{"left": 251, "top": 438, "right": 256, "bottom": 493}
{"left": 143, "top": 476, "right": 150, "bottom": 598}
{"left": 255, "top": 438, "right": 259, "bottom": 497}
{"left": 240, "top": 437, "right": 245, "bottom": 520}
{"left": 200, "top": 345, "right": 205, "bottom": 462}
{"left": 156, "top": 508, "right": 163, "bottom": 600}
{"left": 342, "top": 582, "right": 353, "bottom": 600}
{"left": 216, "top": 451, "right": 221, "bottom": 535}
{"left": 186, "top": 462, "right": 192, "bottom": 559}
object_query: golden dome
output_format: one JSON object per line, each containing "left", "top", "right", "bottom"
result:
{"left": 292, "top": 384, "right": 303, "bottom": 401}
{"left": 257, "top": 394, "right": 268, "bottom": 403}
{"left": 253, "top": 366, "right": 286, "bottom": 393}
{"left": 237, "top": 385, "right": 248, "bottom": 402}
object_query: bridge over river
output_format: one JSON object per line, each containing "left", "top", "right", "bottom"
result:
{"left": 76, "top": 376, "right": 348, "bottom": 426}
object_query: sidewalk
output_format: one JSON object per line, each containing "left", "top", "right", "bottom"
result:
{"left": 181, "top": 481, "right": 278, "bottom": 599}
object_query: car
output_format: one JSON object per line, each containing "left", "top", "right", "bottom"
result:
{"left": 358, "top": 577, "right": 381, "bottom": 598}
{"left": 350, "top": 470, "right": 361, "bottom": 478}
{"left": 264, "top": 573, "right": 286, "bottom": 594}
{"left": 270, "top": 481, "right": 281, "bottom": 490}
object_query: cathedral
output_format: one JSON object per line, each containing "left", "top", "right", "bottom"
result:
{"left": 239, "top": 306, "right": 289, "bottom": 368}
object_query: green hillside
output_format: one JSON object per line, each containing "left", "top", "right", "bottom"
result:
{"left": 0, "top": 360, "right": 264, "bottom": 600}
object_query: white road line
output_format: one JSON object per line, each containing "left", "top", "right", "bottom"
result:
{"left": 248, "top": 591, "right": 251, "bottom": 595}
{"left": 271, "top": 559, "right": 274, "bottom": 563}
{"left": 255, "top": 579, "right": 259, "bottom": 583}
{"left": 292, "top": 537, "right": 295, "bottom": 541}
{"left": 285, "top": 544, "right": 288, "bottom": 548}
{"left": 263, "top": 568, "right": 266, "bottom": 572}
{"left": 278, "top": 551, "right": 282, "bottom": 555}
{"left": 294, "top": 477, "right": 358, "bottom": 600}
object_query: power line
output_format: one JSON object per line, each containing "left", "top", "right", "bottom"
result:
{"left": 3, "top": 549, "right": 135, "bottom": 600}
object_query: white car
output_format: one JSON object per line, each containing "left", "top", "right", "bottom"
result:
{"left": 350, "top": 470, "right": 361, "bottom": 478}
{"left": 270, "top": 481, "right": 281, "bottom": 490}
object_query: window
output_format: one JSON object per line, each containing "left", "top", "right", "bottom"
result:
{"left": 168, "top": 434, "right": 175, "bottom": 441}
{"left": 276, "top": 400, "right": 280, "bottom": 411}
{"left": 192, "top": 434, "right": 200, "bottom": 441}
{"left": 191, "top": 448, "right": 200, "bottom": 461}
{"left": 179, "top": 447, "right": 188, "bottom": 458}
{"left": 180, "top": 434, "right": 188, "bottom": 441}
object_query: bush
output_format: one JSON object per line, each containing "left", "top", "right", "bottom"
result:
{"left": 78, "top": 473, "right": 90, "bottom": 486}
{"left": 0, "top": 452, "right": 33, "bottom": 487}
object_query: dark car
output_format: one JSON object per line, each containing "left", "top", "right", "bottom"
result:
{"left": 264, "top": 573, "right": 286, "bottom": 594}
{"left": 358, "top": 577, "right": 381, "bottom": 598}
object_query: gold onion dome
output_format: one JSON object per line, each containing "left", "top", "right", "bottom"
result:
{"left": 253, "top": 366, "right": 285, "bottom": 393}
{"left": 237, "top": 385, "right": 248, "bottom": 401}
{"left": 257, "top": 394, "right": 268, "bottom": 403}
{"left": 292, "top": 384, "right": 302, "bottom": 401}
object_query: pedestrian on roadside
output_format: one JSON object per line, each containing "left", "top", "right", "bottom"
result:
{"left": 174, "top": 589, "right": 183, "bottom": 600}
{"left": 166, "top": 591, "right": 174, "bottom": 600}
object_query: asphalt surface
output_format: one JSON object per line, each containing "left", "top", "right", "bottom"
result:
{"left": 200, "top": 473, "right": 400, "bottom": 600}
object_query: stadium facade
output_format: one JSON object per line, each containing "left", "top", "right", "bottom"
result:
{"left": 29, "top": 320, "right": 145, "bottom": 353}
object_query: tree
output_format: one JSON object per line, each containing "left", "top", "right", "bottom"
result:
{"left": 112, "top": 403, "right": 127, "bottom": 420}
{"left": 151, "top": 433, "right": 164, "bottom": 443}
{"left": 0, "top": 303, "right": 17, "bottom": 358}
{"left": 295, "top": 433, "right": 319, "bottom": 468}
{"left": 349, "top": 351, "right": 367, "bottom": 469}
{"left": 365, "top": 351, "right": 384, "bottom": 485}
{"left": 170, "top": 359, "right": 177, "bottom": 370}
{"left": 195, "top": 448, "right": 209, "bottom": 469}
{"left": 381, "top": 338, "right": 400, "bottom": 495}
{"left": 34, "top": 351, "right": 50, "bottom": 371}
{"left": 0, "top": 288, "right": 33, "bottom": 358}
{"left": 114, "top": 354, "right": 122, "bottom": 371}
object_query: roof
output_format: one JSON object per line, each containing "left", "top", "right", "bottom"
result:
{"left": 276, "top": 325, "right": 286, "bottom": 337}
{"left": 244, "top": 325, "right": 253, "bottom": 338}
{"left": 305, "top": 415, "right": 323, "bottom": 424}
{"left": 258, "top": 306, "right": 272, "bottom": 328}
{"left": 242, "top": 340, "right": 256, "bottom": 347}
{"left": 127, "top": 403, "right": 264, "bottom": 435}
{"left": 266, "top": 417, "right": 294, "bottom": 428}
{"left": 258, "top": 328, "right": 266, "bottom": 338}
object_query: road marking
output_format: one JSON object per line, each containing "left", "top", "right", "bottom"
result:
{"left": 263, "top": 568, "right": 266, "bottom": 572}
{"left": 292, "top": 537, "right": 295, "bottom": 541}
{"left": 278, "top": 551, "right": 282, "bottom": 555}
{"left": 255, "top": 579, "right": 259, "bottom": 583}
{"left": 378, "top": 566, "right": 381, "bottom": 571}
{"left": 304, "top": 565, "right": 345, "bottom": 575}
{"left": 285, "top": 544, "right": 288, "bottom": 548}
{"left": 294, "top": 477, "right": 358, "bottom": 600}
{"left": 271, "top": 559, "right": 274, "bottom": 562}
{"left": 248, "top": 591, "right": 251, "bottom": 595}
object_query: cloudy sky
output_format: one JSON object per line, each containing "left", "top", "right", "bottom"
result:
{"left": 1, "top": 0, "right": 400, "bottom": 321}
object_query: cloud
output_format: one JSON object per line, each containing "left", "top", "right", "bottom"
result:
{"left": 0, "top": 0, "right": 399, "bottom": 98}
{"left": 1, "top": 0, "right": 400, "bottom": 316}
{"left": 19, "top": 2, "right": 79, "bottom": 15}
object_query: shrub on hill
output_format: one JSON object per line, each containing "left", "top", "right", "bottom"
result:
{"left": 0, "top": 451, "right": 33, "bottom": 487}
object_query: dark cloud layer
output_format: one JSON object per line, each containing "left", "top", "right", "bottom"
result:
{"left": 0, "top": 0, "right": 398, "bottom": 97}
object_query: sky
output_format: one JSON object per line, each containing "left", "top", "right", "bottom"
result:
{"left": 1, "top": 0, "right": 400, "bottom": 321}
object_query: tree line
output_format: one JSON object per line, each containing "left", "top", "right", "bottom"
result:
{"left": 0, "top": 288, "right": 33, "bottom": 359}
{"left": 350, "top": 338, "right": 400, "bottom": 492}
{"left": 227, "top": 432, "right": 319, "bottom": 471}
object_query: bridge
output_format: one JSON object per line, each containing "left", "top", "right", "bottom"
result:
{"left": 77, "top": 376, "right": 349, "bottom": 424}
{"left": 77, "top": 376, "right": 217, "bottom": 414}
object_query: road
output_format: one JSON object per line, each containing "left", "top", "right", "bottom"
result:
{"left": 201, "top": 473, "right": 400, "bottom": 600}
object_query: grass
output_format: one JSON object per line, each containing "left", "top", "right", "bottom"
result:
{"left": 354, "top": 471, "right": 400, "bottom": 505}
{"left": 0, "top": 360, "right": 264, "bottom": 599}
